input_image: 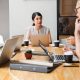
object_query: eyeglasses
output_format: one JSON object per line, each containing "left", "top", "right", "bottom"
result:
{"left": 74, "top": 7, "right": 80, "bottom": 14}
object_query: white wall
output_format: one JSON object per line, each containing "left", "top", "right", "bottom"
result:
{"left": 9, "top": 0, "right": 57, "bottom": 42}
{"left": 0, "top": 0, "right": 9, "bottom": 40}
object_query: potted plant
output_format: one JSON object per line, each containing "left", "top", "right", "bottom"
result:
{"left": 25, "top": 50, "right": 32, "bottom": 59}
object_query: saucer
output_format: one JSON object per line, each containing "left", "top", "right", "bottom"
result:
{"left": 49, "top": 44, "right": 64, "bottom": 47}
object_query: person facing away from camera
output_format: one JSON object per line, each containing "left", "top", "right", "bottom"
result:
{"left": 63, "top": 0, "right": 80, "bottom": 60}
{"left": 74, "top": 0, "right": 80, "bottom": 60}
{"left": 26, "top": 12, "right": 52, "bottom": 44}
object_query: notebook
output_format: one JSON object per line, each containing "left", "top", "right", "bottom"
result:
{"left": 30, "top": 35, "right": 49, "bottom": 46}
{"left": 0, "top": 38, "right": 18, "bottom": 65}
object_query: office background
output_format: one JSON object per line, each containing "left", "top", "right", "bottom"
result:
{"left": 0, "top": 0, "right": 57, "bottom": 42}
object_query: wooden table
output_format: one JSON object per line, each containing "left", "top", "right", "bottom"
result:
{"left": 0, "top": 46, "right": 80, "bottom": 80}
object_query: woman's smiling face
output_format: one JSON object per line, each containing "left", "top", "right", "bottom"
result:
{"left": 33, "top": 15, "right": 42, "bottom": 27}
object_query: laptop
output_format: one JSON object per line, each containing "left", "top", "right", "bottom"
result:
{"left": 12, "top": 35, "right": 24, "bottom": 51}
{"left": 39, "top": 42, "right": 79, "bottom": 62}
{"left": 30, "top": 35, "right": 49, "bottom": 46}
{"left": 39, "top": 42, "right": 53, "bottom": 62}
{"left": 0, "top": 38, "right": 18, "bottom": 65}
{"left": 39, "top": 41, "right": 66, "bottom": 63}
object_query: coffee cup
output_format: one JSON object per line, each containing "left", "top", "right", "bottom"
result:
{"left": 64, "top": 51, "right": 73, "bottom": 63}
{"left": 24, "top": 41, "right": 29, "bottom": 46}
{"left": 54, "top": 40, "right": 60, "bottom": 47}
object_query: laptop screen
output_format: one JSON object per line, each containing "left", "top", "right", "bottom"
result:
{"left": 39, "top": 41, "right": 53, "bottom": 62}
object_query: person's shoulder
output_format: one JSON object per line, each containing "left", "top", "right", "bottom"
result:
{"left": 42, "top": 25, "right": 50, "bottom": 30}
{"left": 28, "top": 26, "right": 34, "bottom": 30}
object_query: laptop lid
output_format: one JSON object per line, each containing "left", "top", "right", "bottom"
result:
{"left": 12, "top": 35, "right": 24, "bottom": 50}
{"left": 30, "top": 35, "right": 49, "bottom": 46}
{"left": 0, "top": 38, "right": 18, "bottom": 64}
{"left": 39, "top": 42, "right": 53, "bottom": 62}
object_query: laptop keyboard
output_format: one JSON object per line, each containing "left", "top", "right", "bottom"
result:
{"left": 52, "top": 54, "right": 79, "bottom": 62}
{"left": 52, "top": 55, "right": 65, "bottom": 62}
{"left": 32, "top": 51, "right": 79, "bottom": 62}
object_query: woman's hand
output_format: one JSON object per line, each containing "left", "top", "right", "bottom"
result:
{"left": 63, "top": 45, "right": 77, "bottom": 56}
{"left": 63, "top": 45, "right": 71, "bottom": 52}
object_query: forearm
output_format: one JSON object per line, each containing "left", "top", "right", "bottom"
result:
{"left": 75, "top": 36, "right": 80, "bottom": 59}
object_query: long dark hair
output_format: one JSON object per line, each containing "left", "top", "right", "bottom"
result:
{"left": 32, "top": 12, "right": 42, "bottom": 26}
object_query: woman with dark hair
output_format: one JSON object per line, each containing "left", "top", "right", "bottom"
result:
{"left": 27, "top": 12, "right": 52, "bottom": 44}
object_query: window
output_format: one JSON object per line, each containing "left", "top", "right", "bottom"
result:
{"left": 57, "top": 0, "right": 77, "bottom": 39}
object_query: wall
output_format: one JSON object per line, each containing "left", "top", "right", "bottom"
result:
{"left": 9, "top": 0, "right": 57, "bottom": 42}
{"left": 0, "top": 0, "right": 9, "bottom": 40}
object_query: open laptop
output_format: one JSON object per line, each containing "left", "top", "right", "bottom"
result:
{"left": 0, "top": 38, "right": 18, "bottom": 65}
{"left": 39, "top": 42, "right": 79, "bottom": 62}
{"left": 12, "top": 35, "right": 24, "bottom": 51}
{"left": 30, "top": 35, "right": 49, "bottom": 46}
{"left": 39, "top": 42, "right": 53, "bottom": 62}
{"left": 40, "top": 43, "right": 60, "bottom": 62}
{"left": 39, "top": 41, "right": 66, "bottom": 63}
